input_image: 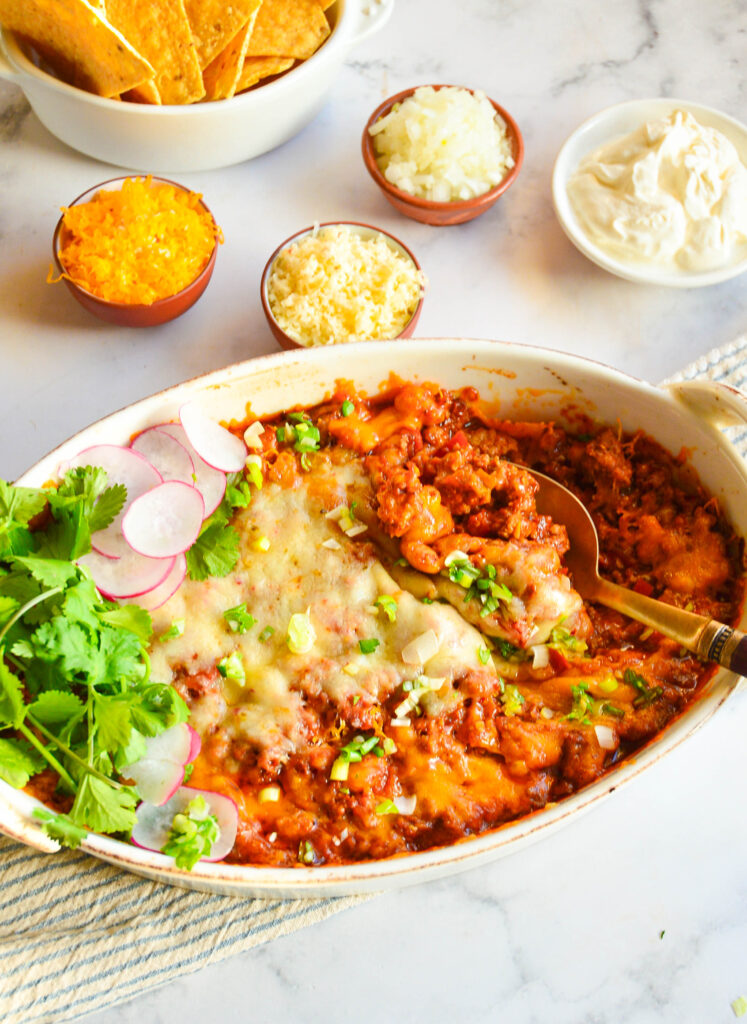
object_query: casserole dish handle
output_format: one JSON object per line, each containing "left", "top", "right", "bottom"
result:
{"left": 351, "top": 0, "right": 395, "bottom": 44}
{"left": 665, "top": 379, "right": 747, "bottom": 429}
{"left": 0, "top": 41, "right": 21, "bottom": 82}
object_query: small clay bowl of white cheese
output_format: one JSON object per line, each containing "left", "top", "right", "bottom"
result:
{"left": 260, "top": 221, "right": 427, "bottom": 349}
{"left": 362, "top": 84, "right": 524, "bottom": 226}
{"left": 552, "top": 98, "right": 747, "bottom": 287}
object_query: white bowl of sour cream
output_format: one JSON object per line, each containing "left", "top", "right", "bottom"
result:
{"left": 552, "top": 99, "right": 747, "bottom": 287}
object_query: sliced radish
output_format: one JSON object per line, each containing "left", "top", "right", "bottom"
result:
{"left": 122, "top": 481, "right": 205, "bottom": 559}
{"left": 131, "top": 786, "right": 238, "bottom": 862}
{"left": 180, "top": 402, "right": 247, "bottom": 474}
{"left": 124, "top": 758, "right": 185, "bottom": 806}
{"left": 122, "top": 554, "right": 187, "bottom": 612}
{"left": 138, "top": 723, "right": 194, "bottom": 765}
{"left": 186, "top": 726, "right": 201, "bottom": 764}
{"left": 65, "top": 444, "right": 163, "bottom": 558}
{"left": 131, "top": 428, "right": 195, "bottom": 484}
{"left": 156, "top": 424, "right": 226, "bottom": 516}
{"left": 78, "top": 547, "right": 174, "bottom": 599}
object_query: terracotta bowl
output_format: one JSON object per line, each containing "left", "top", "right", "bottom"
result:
{"left": 52, "top": 176, "right": 219, "bottom": 327}
{"left": 260, "top": 220, "right": 425, "bottom": 350}
{"left": 362, "top": 84, "right": 524, "bottom": 226}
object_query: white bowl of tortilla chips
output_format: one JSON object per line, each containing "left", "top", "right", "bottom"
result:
{"left": 0, "top": 0, "right": 393, "bottom": 171}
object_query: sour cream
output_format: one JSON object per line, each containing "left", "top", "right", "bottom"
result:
{"left": 567, "top": 109, "right": 747, "bottom": 272}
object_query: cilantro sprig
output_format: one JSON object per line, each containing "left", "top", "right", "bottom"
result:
{"left": 185, "top": 471, "right": 250, "bottom": 582}
{"left": 445, "top": 556, "right": 513, "bottom": 618}
{"left": 0, "top": 471, "right": 188, "bottom": 848}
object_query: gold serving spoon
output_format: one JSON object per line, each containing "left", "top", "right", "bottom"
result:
{"left": 530, "top": 470, "right": 747, "bottom": 675}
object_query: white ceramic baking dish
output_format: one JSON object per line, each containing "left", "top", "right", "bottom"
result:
{"left": 2, "top": 338, "right": 746, "bottom": 897}
{"left": 0, "top": 0, "right": 393, "bottom": 172}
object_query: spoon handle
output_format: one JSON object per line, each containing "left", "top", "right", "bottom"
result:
{"left": 594, "top": 577, "right": 747, "bottom": 676}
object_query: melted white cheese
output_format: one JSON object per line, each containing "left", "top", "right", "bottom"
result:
{"left": 151, "top": 470, "right": 494, "bottom": 758}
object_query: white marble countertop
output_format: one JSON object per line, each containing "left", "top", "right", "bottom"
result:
{"left": 1, "top": 0, "right": 745, "bottom": 1021}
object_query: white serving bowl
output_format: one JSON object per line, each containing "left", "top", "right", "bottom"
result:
{"left": 552, "top": 98, "right": 747, "bottom": 288}
{"left": 2, "top": 338, "right": 747, "bottom": 897}
{"left": 0, "top": 0, "right": 393, "bottom": 172}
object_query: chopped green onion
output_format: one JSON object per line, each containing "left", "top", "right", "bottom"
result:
{"left": 159, "top": 618, "right": 185, "bottom": 642}
{"left": 223, "top": 604, "right": 256, "bottom": 634}
{"left": 161, "top": 796, "right": 220, "bottom": 871}
{"left": 359, "top": 637, "right": 380, "bottom": 655}
{"left": 258, "top": 625, "right": 274, "bottom": 643}
{"left": 245, "top": 457, "right": 263, "bottom": 490}
{"left": 381, "top": 737, "right": 396, "bottom": 755}
{"left": 564, "top": 682, "right": 593, "bottom": 723}
{"left": 298, "top": 839, "right": 316, "bottom": 864}
{"left": 477, "top": 646, "right": 491, "bottom": 665}
{"left": 300, "top": 452, "right": 312, "bottom": 472}
{"left": 501, "top": 683, "right": 525, "bottom": 717}
{"left": 375, "top": 799, "right": 399, "bottom": 815}
{"left": 375, "top": 594, "right": 398, "bottom": 622}
{"left": 598, "top": 676, "right": 619, "bottom": 694}
{"left": 218, "top": 651, "right": 246, "bottom": 686}
{"left": 624, "top": 668, "right": 663, "bottom": 708}
{"left": 287, "top": 611, "right": 316, "bottom": 655}
{"left": 330, "top": 757, "right": 350, "bottom": 781}
{"left": 731, "top": 997, "right": 747, "bottom": 1018}
{"left": 341, "top": 400, "right": 354, "bottom": 417}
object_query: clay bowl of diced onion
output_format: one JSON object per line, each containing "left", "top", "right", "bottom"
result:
{"left": 362, "top": 84, "right": 524, "bottom": 226}
{"left": 51, "top": 176, "right": 220, "bottom": 327}
{"left": 260, "top": 221, "right": 426, "bottom": 349}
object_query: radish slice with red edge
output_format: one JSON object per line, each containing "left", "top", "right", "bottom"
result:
{"left": 155, "top": 424, "right": 226, "bottom": 516}
{"left": 124, "top": 759, "right": 185, "bottom": 807}
{"left": 122, "top": 553, "right": 186, "bottom": 611}
{"left": 65, "top": 445, "right": 162, "bottom": 558}
{"left": 186, "top": 726, "right": 201, "bottom": 764}
{"left": 131, "top": 786, "right": 238, "bottom": 862}
{"left": 131, "top": 428, "right": 195, "bottom": 485}
{"left": 122, "top": 481, "right": 205, "bottom": 559}
{"left": 180, "top": 402, "right": 247, "bottom": 474}
{"left": 78, "top": 547, "right": 174, "bottom": 599}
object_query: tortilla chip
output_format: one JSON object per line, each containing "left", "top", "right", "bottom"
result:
{"left": 202, "top": 4, "right": 260, "bottom": 101}
{"left": 0, "top": 0, "right": 153, "bottom": 96}
{"left": 183, "top": 0, "right": 262, "bottom": 69}
{"left": 236, "top": 55, "right": 294, "bottom": 93}
{"left": 245, "top": 0, "right": 330, "bottom": 59}
{"left": 123, "top": 80, "right": 161, "bottom": 104}
{"left": 104, "top": 0, "right": 204, "bottom": 104}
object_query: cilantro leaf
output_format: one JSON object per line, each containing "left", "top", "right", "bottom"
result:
{"left": 88, "top": 485, "right": 127, "bottom": 534}
{"left": 11, "top": 556, "right": 79, "bottom": 590}
{"left": 0, "top": 662, "right": 26, "bottom": 729}
{"left": 70, "top": 774, "right": 138, "bottom": 834}
{"left": 0, "top": 480, "right": 47, "bottom": 533}
{"left": 0, "top": 737, "right": 46, "bottom": 788}
{"left": 186, "top": 521, "right": 240, "bottom": 581}
{"left": 93, "top": 693, "right": 134, "bottom": 753}
{"left": 128, "top": 683, "right": 189, "bottom": 737}
{"left": 99, "top": 605, "right": 153, "bottom": 643}
{"left": 28, "top": 690, "right": 85, "bottom": 725}
{"left": 33, "top": 808, "right": 88, "bottom": 849}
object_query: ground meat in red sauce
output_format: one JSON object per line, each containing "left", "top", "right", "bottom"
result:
{"left": 174, "top": 383, "right": 744, "bottom": 868}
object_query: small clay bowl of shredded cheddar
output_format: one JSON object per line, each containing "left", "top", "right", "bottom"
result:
{"left": 260, "top": 221, "right": 427, "bottom": 349}
{"left": 50, "top": 176, "right": 222, "bottom": 327}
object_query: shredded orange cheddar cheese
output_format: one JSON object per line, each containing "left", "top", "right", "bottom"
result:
{"left": 53, "top": 177, "right": 220, "bottom": 305}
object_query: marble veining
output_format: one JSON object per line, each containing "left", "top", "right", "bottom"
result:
{"left": 0, "top": 0, "right": 745, "bottom": 1021}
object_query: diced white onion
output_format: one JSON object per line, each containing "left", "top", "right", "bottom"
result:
{"left": 393, "top": 794, "right": 417, "bottom": 815}
{"left": 243, "top": 422, "right": 265, "bottom": 448}
{"left": 258, "top": 786, "right": 281, "bottom": 803}
{"left": 540, "top": 706, "right": 555, "bottom": 719}
{"left": 443, "top": 549, "right": 470, "bottom": 567}
{"left": 322, "top": 538, "right": 342, "bottom": 550}
{"left": 344, "top": 523, "right": 368, "bottom": 538}
{"left": 594, "top": 724, "right": 616, "bottom": 750}
{"left": 390, "top": 718, "right": 412, "bottom": 728}
{"left": 244, "top": 453, "right": 262, "bottom": 468}
{"left": 531, "top": 644, "right": 550, "bottom": 669}
{"left": 402, "top": 629, "right": 439, "bottom": 665}
{"left": 325, "top": 505, "right": 347, "bottom": 521}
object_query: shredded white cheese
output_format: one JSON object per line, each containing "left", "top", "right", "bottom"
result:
{"left": 267, "top": 226, "right": 426, "bottom": 347}
{"left": 369, "top": 86, "right": 515, "bottom": 202}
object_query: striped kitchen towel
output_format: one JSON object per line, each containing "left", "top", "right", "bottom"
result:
{"left": 1, "top": 333, "right": 745, "bottom": 1024}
